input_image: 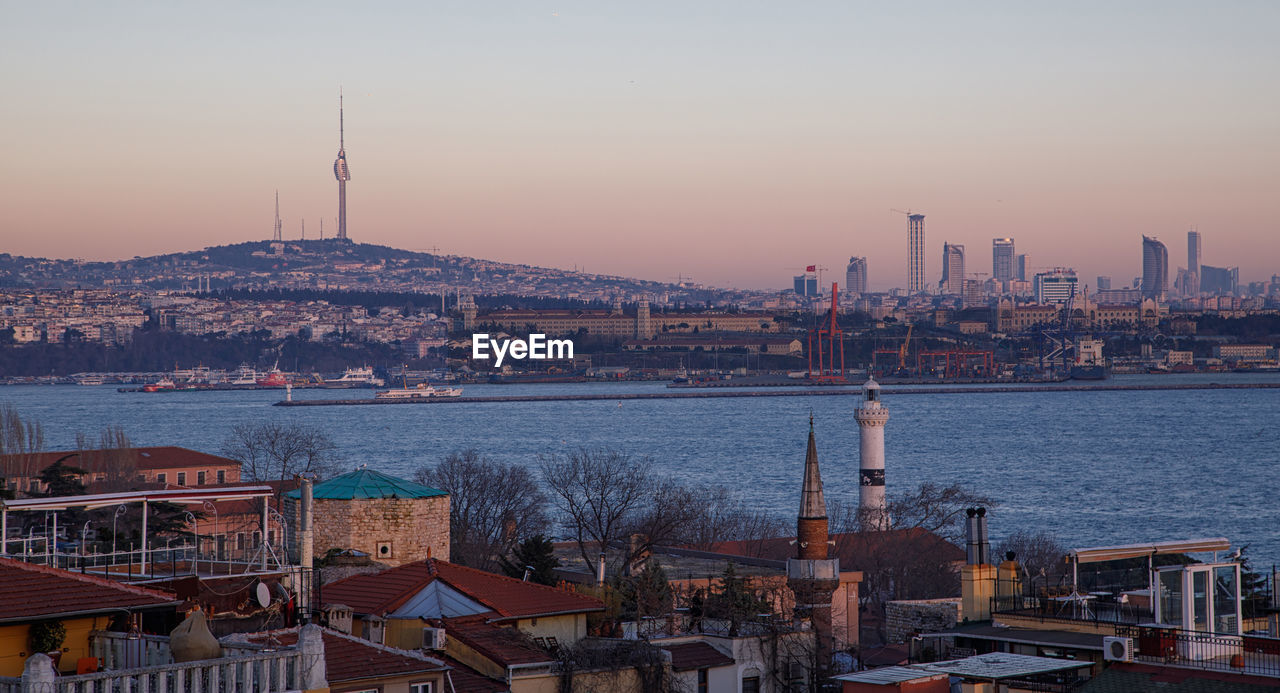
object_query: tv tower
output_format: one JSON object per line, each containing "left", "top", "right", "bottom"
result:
{"left": 273, "top": 190, "right": 283, "bottom": 241}
{"left": 333, "top": 89, "right": 351, "bottom": 241}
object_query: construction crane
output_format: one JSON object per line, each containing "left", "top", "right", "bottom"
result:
{"left": 898, "top": 323, "right": 913, "bottom": 372}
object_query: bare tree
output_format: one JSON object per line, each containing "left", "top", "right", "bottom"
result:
{"left": 682, "top": 486, "right": 789, "bottom": 553}
{"left": 538, "top": 448, "right": 652, "bottom": 569}
{"left": 74, "top": 425, "right": 138, "bottom": 491}
{"left": 221, "top": 421, "right": 340, "bottom": 482}
{"left": 994, "top": 529, "right": 1067, "bottom": 585}
{"left": 414, "top": 449, "right": 548, "bottom": 572}
{"left": 0, "top": 404, "right": 44, "bottom": 495}
{"left": 829, "top": 482, "right": 997, "bottom": 642}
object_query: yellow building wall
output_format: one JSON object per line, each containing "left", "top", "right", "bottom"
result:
{"left": 510, "top": 668, "right": 644, "bottom": 693}
{"left": 0, "top": 614, "right": 112, "bottom": 677}
{"left": 513, "top": 614, "right": 585, "bottom": 645}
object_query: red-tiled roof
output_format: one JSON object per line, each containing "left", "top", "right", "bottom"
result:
{"left": 438, "top": 655, "right": 510, "bottom": 693}
{"left": 251, "top": 628, "right": 448, "bottom": 683}
{"left": 441, "top": 618, "right": 553, "bottom": 666}
{"left": 432, "top": 561, "right": 604, "bottom": 621}
{"left": 690, "top": 528, "right": 964, "bottom": 569}
{"left": 660, "top": 641, "right": 734, "bottom": 671}
{"left": 320, "top": 559, "right": 604, "bottom": 621}
{"left": 0, "top": 446, "right": 240, "bottom": 474}
{"left": 0, "top": 558, "right": 182, "bottom": 623}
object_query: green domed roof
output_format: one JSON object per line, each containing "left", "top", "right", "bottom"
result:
{"left": 285, "top": 468, "right": 446, "bottom": 500}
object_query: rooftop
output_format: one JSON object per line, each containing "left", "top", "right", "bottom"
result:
{"left": 0, "top": 557, "right": 182, "bottom": 623}
{"left": 285, "top": 468, "right": 446, "bottom": 500}
{"left": 320, "top": 558, "right": 604, "bottom": 621}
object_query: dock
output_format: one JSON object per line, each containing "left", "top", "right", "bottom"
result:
{"left": 273, "top": 381, "right": 1280, "bottom": 406}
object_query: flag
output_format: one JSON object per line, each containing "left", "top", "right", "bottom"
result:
{"left": 806, "top": 265, "right": 816, "bottom": 272}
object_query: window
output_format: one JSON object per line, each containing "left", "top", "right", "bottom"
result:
{"left": 235, "top": 533, "right": 245, "bottom": 551}
{"left": 197, "top": 471, "right": 206, "bottom": 485}
{"left": 216, "top": 470, "right": 225, "bottom": 484}
{"left": 409, "top": 683, "right": 433, "bottom": 693}
{"left": 157, "top": 473, "right": 167, "bottom": 484}
{"left": 741, "top": 675, "right": 760, "bottom": 693}
{"left": 176, "top": 472, "right": 186, "bottom": 486}
{"left": 697, "top": 669, "right": 708, "bottom": 693}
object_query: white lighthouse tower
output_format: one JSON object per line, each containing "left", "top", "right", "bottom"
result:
{"left": 855, "top": 378, "right": 890, "bottom": 529}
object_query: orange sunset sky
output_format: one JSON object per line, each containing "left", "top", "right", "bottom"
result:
{"left": 2, "top": 2, "right": 1277, "bottom": 291}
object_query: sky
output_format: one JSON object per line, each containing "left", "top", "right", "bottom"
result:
{"left": 2, "top": 1, "right": 1277, "bottom": 291}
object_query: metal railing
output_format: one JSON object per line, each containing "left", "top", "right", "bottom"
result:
{"left": 54, "top": 650, "right": 300, "bottom": 693}
{"left": 992, "top": 595, "right": 1154, "bottom": 626}
{"left": 1115, "top": 625, "right": 1280, "bottom": 679}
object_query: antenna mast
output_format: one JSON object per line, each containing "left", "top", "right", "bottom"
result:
{"left": 273, "top": 190, "right": 283, "bottom": 241}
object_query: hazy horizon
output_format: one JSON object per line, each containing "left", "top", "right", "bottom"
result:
{"left": 3, "top": 2, "right": 1277, "bottom": 291}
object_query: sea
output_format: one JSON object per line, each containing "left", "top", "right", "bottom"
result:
{"left": 3, "top": 373, "right": 1278, "bottom": 570}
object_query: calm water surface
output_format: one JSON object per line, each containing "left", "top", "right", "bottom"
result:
{"left": 3, "top": 374, "right": 1278, "bottom": 568}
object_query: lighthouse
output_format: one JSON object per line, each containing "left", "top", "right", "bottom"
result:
{"left": 855, "top": 378, "right": 890, "bottom": 529}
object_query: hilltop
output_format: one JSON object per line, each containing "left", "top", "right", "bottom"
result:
{"left": 0, "top": 239, "right": 739, "bottom": 303}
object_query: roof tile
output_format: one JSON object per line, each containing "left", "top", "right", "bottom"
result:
{"left": 0, "top": 558, "right": 181, "bottom": 623}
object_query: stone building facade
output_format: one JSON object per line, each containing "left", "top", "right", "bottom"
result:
{"left": 283, "top": 469, "right": 450, "bottom": 568}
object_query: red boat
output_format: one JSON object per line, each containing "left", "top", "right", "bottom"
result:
{"left": 256, "top": 370, "right": 289, "bottom": 387}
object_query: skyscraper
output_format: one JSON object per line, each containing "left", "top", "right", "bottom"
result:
{"left": 333, "top": 91, "right": 352, "bottom": 241}
{"left": 1187, "top": 230, "right": 1201, "bottom": 276}
{"left": 992, "top": 238, "right": 1015, "bottom": 282}
{"left": 1187, "top": 230, "right": 1202, "bottom": 296}
{"left": 1016, "top": 254, "right": 1030, "bottom": 282}
{"left": 940, "top": 243, "right": 965, "bottom": 294}
{"left": 1142, "top": 236, "right": 1169, "bottom": 300}
{"left": 907, "top": 214, "right": 926, "bottom": 293}
{"left": 845, "top": 257, "right": 868, "bottom": 297}
{"left": 1096, "top": 276, "right": 1112, "bottom": 290}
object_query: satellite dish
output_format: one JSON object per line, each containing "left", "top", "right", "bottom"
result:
{"left": 256, "top": 582, "right": 271, "bottom": 608}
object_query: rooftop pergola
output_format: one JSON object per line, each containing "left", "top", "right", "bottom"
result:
{"left": 0, "top": 486, "right": 276, "bottom": 576}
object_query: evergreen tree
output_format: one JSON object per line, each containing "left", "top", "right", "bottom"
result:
{"left": 38, "top": 457, "right": 87, "bottom": 497}
{"left": 616, "top": 559, "right": 672, "bottom": 621}
{"left": 499, "top": 535, "right": 560, "bottom": 586}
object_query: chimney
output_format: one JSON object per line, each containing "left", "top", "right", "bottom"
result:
{"left": 299, "top": 477, "right": 314, "bottom": 623}
{"left": 597, "top": 552, "right": 606, "bottom": 587}
{"left": 960, "top": 507, "right": 997, "bottom": 622}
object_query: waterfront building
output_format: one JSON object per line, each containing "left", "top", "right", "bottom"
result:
{"left": 992, "top": 238, "right": 1015, "bottom": 283}
{"left": 846, "top": 257, "right": 868, "bottom": 297}
{"left": 907, "top": 214, "right": 927, "bottom": 293}
{"left": 1033, "top": 268, "right": 1078, "bottom": 304}
{"left": 1141, "top": 236, "right": 1169, "bottom": 301}
{"left": 940, "top": 243, "right": 966, "bottom": 295}
{"left": 479, "top": 307, "right": 778, "bottom": 338}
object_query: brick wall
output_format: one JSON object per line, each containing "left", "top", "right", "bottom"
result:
{"left": 285, "top": 494, "right": 450, "bottom": 567}
{"left": 884, "top": 598, "right": 960, "bottom": 644}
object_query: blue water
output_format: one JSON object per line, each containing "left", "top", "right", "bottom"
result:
{"left": 3, "top": 374, "right": 1278, "bottom": 569}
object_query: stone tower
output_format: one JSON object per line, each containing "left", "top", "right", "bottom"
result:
{"left": 459, "top": 294, "right": 477, "bottom": 332}
{"left": 283, "top": 469, "right": 450, "bottom": 568}
{"left": 635, "top": 300, "right": 651, "bottom": 338}
{"left": 855, "top": 378, "right": 890, "bottom": 529}
{"left": 787, "top": 417, "right": 839, "bottom": 684}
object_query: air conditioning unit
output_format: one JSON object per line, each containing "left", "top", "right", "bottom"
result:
{"left": 1103, "top": 636, "right": 1133, "bottom": 662}
{"left": 422, "top": 627, "right": 447, "bottom": 650}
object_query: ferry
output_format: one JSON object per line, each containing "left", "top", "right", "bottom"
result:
{"left": 230, "top": 364, "right": 261, "bottom": 386}
{"left": 373, "top": 383, "right": 462, "bottom": 401}
{"left": 326, "top": 366, "right": 385, "bottom": 387}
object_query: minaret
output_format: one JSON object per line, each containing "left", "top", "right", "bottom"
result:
{"left": 855, "top": 378, "right": 890, "bottom": 529}
{"left": 787, "top": 417, "right": 839, "bottom": 683}
{"left": 333, "top": 89, "right": 351, "bottom": 241}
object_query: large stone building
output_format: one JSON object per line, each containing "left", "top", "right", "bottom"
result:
{"left": 283, "top": 469, "right": 450, "bottom": 567}
{"left": 478, "top": 306, "right": 777, "bottom": 339}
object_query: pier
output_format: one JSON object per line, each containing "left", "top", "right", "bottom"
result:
{"left": 274, "top": 381, "right": 1280, "bottom": 406}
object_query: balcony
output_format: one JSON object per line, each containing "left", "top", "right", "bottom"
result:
{"left": 0, "top": 629, "right": 322, "bottom": 693}
{"left": 1116, "top": 625, "right": 1280, "bottom": 679}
